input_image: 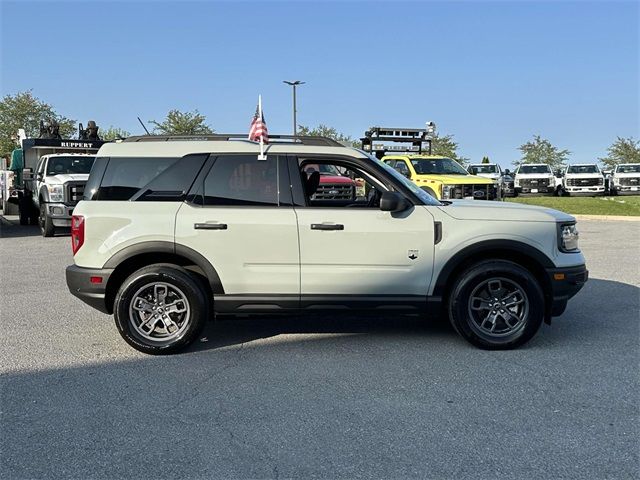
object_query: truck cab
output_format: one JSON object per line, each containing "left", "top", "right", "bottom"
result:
{"left": 32, "top": 154, "right": 96, "bottom": 236}
{"left": 561, "top": 164, "right": 605, "bottom": 196}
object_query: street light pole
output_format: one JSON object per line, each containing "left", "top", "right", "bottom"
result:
{"left": 283, "top": 80, "right": 305, "bottom": 137}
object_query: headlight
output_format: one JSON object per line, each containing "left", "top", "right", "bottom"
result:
{"left": 514, "top": 179, "right": 520, "bottom": 187}
{"left": 47, "top": 185, "right": 64, "bottom": 203}
{"left": 441, "top": 185, "right": 451, "bottom": 199}
{"left": 558, "top": 223, "right": 580, "bottom": 252}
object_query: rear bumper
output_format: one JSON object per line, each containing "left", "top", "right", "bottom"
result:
{"left": 65, "top": 265, "right": 113, "bottom": 314}
{"left": 546, "top": 264, "right": 588, "bottom": 317}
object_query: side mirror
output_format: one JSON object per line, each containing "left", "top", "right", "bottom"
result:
{"left": 36, "top": 172, "right": 43, "bottom": 181}
{"left": 380, "top": 191, "right": 411, "bottom": 212}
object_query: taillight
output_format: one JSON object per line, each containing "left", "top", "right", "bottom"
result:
{"left": 71, "top": 215, "right": 85, "bottom": 254}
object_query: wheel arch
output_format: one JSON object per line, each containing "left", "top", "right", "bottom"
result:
{"left": 102, "top": 241, "right": 224, "bottom": 314}
{"left": 433, "top": 240, "right": 554, "bottom": 313}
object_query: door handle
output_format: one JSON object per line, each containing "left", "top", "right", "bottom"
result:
{"left": 311, "top": 223, "right": 344, "bottom": 231}
{"left": 194, "top": 223, "right": 227, "bottom": 230}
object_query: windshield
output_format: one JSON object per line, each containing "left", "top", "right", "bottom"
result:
{"left": 517, "top": 165, "right": 551, "bottom": 174}
{"left": 361, "top": 152, "right": 441, "bottom": 206}
{"left": 46, "top": 156, "right": 95, "bottom": 175}
{"left": 411, "top": 158, "right": 468, "bottom": 175}
{"left": 567, "top": 165, "right": 600, "bottom": 174}
{"left": 469, "top": 165, "right": 497, "bottom": 174}
{"left": 615, "top": 164, "right": 640, "bottom": 173}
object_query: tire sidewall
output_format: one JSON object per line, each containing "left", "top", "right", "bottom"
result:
{"left": 449, "top": 261, "right": 544, "bottom": 349}
{"left": 39, "top": 203, "right": 55, "bottom": 237}
{"left": 114, "top": 266, "right": 207, "bottom": 354}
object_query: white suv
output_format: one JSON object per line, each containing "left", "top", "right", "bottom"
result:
{"left": 66, "top": 135, "right": 588, "bottom": 354}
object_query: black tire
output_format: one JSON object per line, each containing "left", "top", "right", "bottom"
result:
{"left": 114, "top": 264, "right": 209, "bottom": 354}
{"left": 39, "top": 203, "right": 55, "bottom": 237}
{"left": 448, "top": 260, "right": 545, "bottom": 350}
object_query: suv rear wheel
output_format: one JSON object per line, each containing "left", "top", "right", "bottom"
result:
{"left": 448, "top": 260, "right": 544, "bottom": 349}
{"left": 114, "top": 264, "right": 208, "bottom": 354}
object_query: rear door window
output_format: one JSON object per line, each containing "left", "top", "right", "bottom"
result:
{"left": 95, "top": 157, "right": 179, "bottom": 200}
{"left": 200, "top": 155, "right": 280, "bottom": 206}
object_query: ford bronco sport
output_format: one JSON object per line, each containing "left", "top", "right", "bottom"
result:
{"left": 66, "top": 134, "right": 587, "bottom": 354}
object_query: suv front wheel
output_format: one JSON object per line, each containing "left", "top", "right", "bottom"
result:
{"left": 448, "top": 260, "right": 544, "bottom": 349}
{"left": 114, "top": 264, "right": 208, "bottom": 354}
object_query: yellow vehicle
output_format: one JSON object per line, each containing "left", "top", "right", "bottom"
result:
{"left": 382, "top": 155, "right": 500, "bottom": 201}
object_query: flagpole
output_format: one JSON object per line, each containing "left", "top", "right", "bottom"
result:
{"left": 258, "top": 95, "right": 266, "bottom": 160}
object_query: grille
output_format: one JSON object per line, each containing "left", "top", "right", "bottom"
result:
{"left": 313, "top": 183, "right": 355, "bottom": 200}
{"left": 566, "top": 178, "right": 603, "bottom": 187}
{"left": 620, "top": 177, "right": 640, "bottom": 187}
{"left": 519, "top": 178, "right": 550, "bottom": 188}
{"left": 65, "top": 182, "right": 85, "bottom": 205}
{"left": 448, "top": 184, "right": 498, "bottom": 200}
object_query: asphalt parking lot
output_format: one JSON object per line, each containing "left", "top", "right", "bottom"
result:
{"left": 0, "top": 216, "right": 638, "bottom": 479}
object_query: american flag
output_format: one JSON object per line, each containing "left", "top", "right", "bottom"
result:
{"left": 249, "top": 103, "right": 269, "bottom": 144}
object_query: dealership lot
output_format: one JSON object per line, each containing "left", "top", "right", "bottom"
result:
{"left": 0, "top": 218, "right": 638, "bottom": 479}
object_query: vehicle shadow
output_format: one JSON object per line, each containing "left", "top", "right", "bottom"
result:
{"left": 0, "top": 214, "right": 69, "bottom": 238}
{"left": 189, "top": 313, "right": 454, "bottom": 353}
{"left": 184, "top": 277, "right": 640, "bottom": 353}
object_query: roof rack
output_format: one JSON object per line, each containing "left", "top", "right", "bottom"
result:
{"left": 123, "top": 134, "right": 343, "bottom": 147}
{"left": 360, "top": 123, "right": 436, "bottom": 157}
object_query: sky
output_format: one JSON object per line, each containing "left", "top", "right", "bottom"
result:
{"left": 1, "top": 0, "right": 638, "bottom": 167}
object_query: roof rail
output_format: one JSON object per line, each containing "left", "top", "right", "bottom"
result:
{"left": 123, "top": 134, "right": 343, "bottom": 147}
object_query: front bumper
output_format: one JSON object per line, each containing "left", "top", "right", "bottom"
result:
{"left": 66, "top": 265, "right": 114, "bottom": 314}
{"left": 564, "top": 186, "right": 604, "bottom": 195}
{"left": 613, "top": 185, "right": 640, "bottom": 194}
{"left": 545, "top": 264, "right": 588, "bottom": 317}
{"left": 45, "top": 202, "right": 75, "bottom": 227}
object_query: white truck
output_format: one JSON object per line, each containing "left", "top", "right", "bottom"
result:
{"left": 610, "top": 163, "right": 640, "bottom": 195}
{"left": 1, "top": 129, "right": 104, "bottom": 235}
{"left": 513, "top": 164, "right": 559, "bottom": 196}
{"left": 467, "top": 163, "right": 516, "bottom": 197}
{"left": 560, "top": 164, "right": 605, "bottom": 196}
{"left": 32, "top": 153, "right": 96, "bottom": 236}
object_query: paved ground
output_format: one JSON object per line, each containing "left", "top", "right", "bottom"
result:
{"left": 0, "top": 216, "right": 638, "bottom": 479}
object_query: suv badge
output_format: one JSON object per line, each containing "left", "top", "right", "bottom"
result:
{"left": 408, "top": 250, "right": 419, "bottom": 260}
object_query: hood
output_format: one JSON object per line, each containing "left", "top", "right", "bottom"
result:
{"left": 613, "top": 172, "right": 640, "bottom": 178}
{"left": 318, "top": 175, "right": 355, "bottom": 185}
{"left": 415, "top": 174, "right": 494, "bottom": 185}
{"left": 564, "top": 173, "right": 603, "bottom": 178}
{"left": 474, "top": 172, "right": 502, "bottom": 180}
{"left": 46, "top": 173, "right": 89, "bottom": 184}
{"left": 436, "top": 199, "right": 575, "bottom": 223}
{"left": 515, "top": 172, "right": 554, "bottom": 178}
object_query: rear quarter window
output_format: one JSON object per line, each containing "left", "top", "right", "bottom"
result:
{"left": 89, "top": 157, "right": 179, "bottom": 200}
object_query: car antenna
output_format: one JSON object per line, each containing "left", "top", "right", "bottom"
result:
{"left": 137, "top": 116, "right": 151, "bottom": 135}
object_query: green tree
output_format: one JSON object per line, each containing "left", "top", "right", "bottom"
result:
{"left": 430, "top": 133, "right": 469, "bottom": 165}
{"left": 515, "top": 135, "right": 570, "bottom": 169}
{"left": 149, "top": 109, "right": 214, "bottom": 135}
{"left": 599, "top": 137, "right": 640, "bottom": 168}
{"left": 481, "top": 156, "right": 490, "bottom": 164}
{"left": 99, "top": 126, "right": 131, "bottom": 141}
{"left": 298, "top": 124, "right": 359, "bottom": 147}
{"left": 0, "top": 91, "right": 75, "bottom": 157}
